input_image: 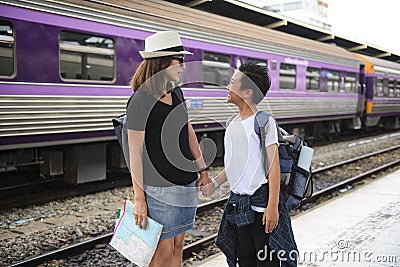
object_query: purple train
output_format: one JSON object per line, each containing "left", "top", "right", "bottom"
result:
{"left": 0, "top": 0, "right": 399, "bottom": 182}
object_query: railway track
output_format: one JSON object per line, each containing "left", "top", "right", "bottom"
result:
{"left": 8, "top": 144, "right": 400, "bottom": 267}
{"left": 0, "top": 171, "right": 132, "bottom": 210}
{"left": 304, "top": 157, "right": 400, "bottom": 205}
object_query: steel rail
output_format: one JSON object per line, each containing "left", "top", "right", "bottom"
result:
{"left": 0, "top": 172, "right": 132, "bottom": 210}
{"left": 312, "top": 144, "right": 400, "bottom": 173}
{"left": 197, "top": 197, "right": 228, "bottom": 214}
{"left": 7, "top": 234, "right": 112, "bottom": 267}
{"left": 0, "top": 178, "right": 64, "bottom": 196}
{"left": 302, "top": 158, "right": 400, "bottom": 205}
{"left": 183, "top": 233, "right": 218, "bottom": 259}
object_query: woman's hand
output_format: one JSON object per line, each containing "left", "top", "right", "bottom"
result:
{"left": 133, "top": 198, "right": 148, "bottom": 230}
{"left": 263, "top": 205, "right": 279, "bottom": 233}
{"left": 197, "top": 171, "right": 213, "bottom": 196}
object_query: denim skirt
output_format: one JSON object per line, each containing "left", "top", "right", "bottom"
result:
{"left": 144, "top": 180, "right": 198, "bottom": 240}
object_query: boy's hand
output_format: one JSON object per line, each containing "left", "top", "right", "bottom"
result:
{"left": 263, "top": 206, "right": 279, "bottom": 233}
{"left": 202, "top": 180, "right": 216, "bottom": 197}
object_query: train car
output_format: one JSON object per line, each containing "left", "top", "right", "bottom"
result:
{"left": 0, "top": 0, "right": 372, "bottom": 182}
{"left": 355, "top": 54, "right": 400, "bottom": 129}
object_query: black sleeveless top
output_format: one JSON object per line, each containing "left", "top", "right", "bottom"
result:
{"left": 126, "top": 88, "right": 198, "bottom": 186}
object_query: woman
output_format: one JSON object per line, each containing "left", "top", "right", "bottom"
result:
{"left": 126, "top": 31, "right": 211, "bottom": 267}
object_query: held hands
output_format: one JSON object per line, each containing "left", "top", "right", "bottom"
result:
{"left": 133, "top": 198, "right": 148, "bottom": 230}
{"left": 263, "top": 205, "right": 279, "bottom": 233}
{"left": 203, "top": 176, "right": 219, "bottom": 197}
{"left": 196, "top": 171, "right": 214, "bottom": 197}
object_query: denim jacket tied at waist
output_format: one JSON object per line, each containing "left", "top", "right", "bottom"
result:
{"left": 216, "top": 183, "right": 298, "bottom": 267}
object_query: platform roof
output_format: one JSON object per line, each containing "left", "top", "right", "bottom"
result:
{"left": 166, "top": 0, "right": 400, "bottom": 63}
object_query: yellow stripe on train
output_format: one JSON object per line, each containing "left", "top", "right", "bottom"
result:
{"left": 355, "top": 54, "right": 374, "bottom": 74}
{"left": 366, "top": 101, "right": 373, "bottom": 114}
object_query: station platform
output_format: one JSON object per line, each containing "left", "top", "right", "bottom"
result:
{"left": 195, "top": 169, "right": 400, "bottom": 266}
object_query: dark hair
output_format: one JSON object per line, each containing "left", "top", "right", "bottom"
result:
{"left": 238, "top": 63, "right": 271, "bottom": 104}
{"left": 130, "top": 56, "right": 172, "bottom": 97}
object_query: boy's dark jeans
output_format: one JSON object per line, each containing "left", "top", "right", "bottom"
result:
{"left": 234, "top": 212, "right": 280, "bottom": 267}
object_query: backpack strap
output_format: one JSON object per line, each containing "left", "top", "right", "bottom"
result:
{"left": 172, "top": 86, "right": 187, "bottom": 109}
{"left": 254, "top": 111, "right": 270, "bottom": 137}
{"left": 276, "top": 126, "right": 285, "bottom": 143}
{"left": 125, "top": 94, "right": 134, "bottom": 109}
{"left": 254, "top": 111, "right": 270, "bottom": 179}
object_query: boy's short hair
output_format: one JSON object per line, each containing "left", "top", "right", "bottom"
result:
{"left": 238, "top": 63, "right": 271, "bottom": 104}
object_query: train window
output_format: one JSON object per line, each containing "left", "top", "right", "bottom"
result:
{"left": 59, "top": 31, "right": 115, "bottom": 81}
{"left": 202, "top": 52, "right": 231, "bottom": 87}
{"left": 327, "top": 70, "right": 339, "bottom": 92}
{"left": 345, "top": 73, "right": 356, "bottom": 93}
{"left": 280, "top": 63, "right": 296, "bottom": 89}
{"left": 376, "top": 78, "right": 384, "bottom": 96}
{"left": 306, "top": 67, "right": 320, "bottom": 90}
{"left": 388, "top": 80, "right": 395, "bottom": 97}
{"left": 0, "top": 20, "right": 15, "bottom": 77}
{"left": 396, "top": 81, "right": 400, "bottom": 96}
{"left": 246, "top": 58, "right": 267, "bottom": 67}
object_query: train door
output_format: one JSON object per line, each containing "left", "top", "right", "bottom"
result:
{"left": 357, "top": 64, "right": 366, "bottom": 116}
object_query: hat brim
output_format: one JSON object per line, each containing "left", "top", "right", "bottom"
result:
{"left": 139, "top": 50, "right": 193, "bottom": 59}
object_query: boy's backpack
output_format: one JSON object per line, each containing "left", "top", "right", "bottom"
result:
{"left": 226, "top": 111, "right": 313, "bottom": 210}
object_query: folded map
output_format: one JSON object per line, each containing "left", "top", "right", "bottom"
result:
{"left": 109, "top": 200, "right": 163, "bottom": 267}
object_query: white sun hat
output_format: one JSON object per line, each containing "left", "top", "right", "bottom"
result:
{"left": 139, "top": 31, "right": 193, "bottom": 59}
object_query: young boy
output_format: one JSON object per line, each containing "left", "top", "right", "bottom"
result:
{"left": 208, "top": 63, "right": 297, "bottom": 267}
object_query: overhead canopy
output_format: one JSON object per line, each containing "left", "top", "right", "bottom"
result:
{"left": 166, "top": 0, "right": 400, "bottom": 63}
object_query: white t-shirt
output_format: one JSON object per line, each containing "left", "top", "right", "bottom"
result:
{"left": 224, "top": 113, "right": 278, "bottom": 211}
